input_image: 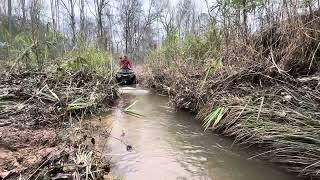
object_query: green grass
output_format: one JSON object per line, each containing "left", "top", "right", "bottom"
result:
{"left": 202, "top": 107, "right": 225, "bottom": 131}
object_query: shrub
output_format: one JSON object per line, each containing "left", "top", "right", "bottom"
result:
{"left": 62, "top": 48, "right": 113, "bottom": 77}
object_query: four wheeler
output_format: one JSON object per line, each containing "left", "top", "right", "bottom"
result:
{"left": 116, "top": 69, "right": 136, "bottom": 85}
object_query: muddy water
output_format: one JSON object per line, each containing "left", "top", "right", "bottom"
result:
{"left": 104, "top": 87, "right": 299, "bottom": 180}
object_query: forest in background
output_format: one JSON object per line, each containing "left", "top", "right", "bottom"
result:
{"left": 0, "top": 0, "right": 215, "bottom": 67}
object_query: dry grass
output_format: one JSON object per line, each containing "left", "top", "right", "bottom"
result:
{"left": 0, "top": 70, "right": 118, "bottom": 127}
{"left": 0, "top": 68, "right": 118, "bottom": 179}
{"left": 143, "top": 13, "right": 320, "bottom": 178}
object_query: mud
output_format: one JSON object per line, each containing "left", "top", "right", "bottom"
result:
{"left": 0, "top": 127, "right": 62, "bottom": 179}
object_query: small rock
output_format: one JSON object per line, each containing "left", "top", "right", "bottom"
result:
{"left": 277, "top": 111, "right": 287, "bottom": 117}
{"left": 0, "top": 171, "right": 11, "bottom": 179}
{"left": 283, "top": 95, "right": 292, "bottom": 101}
{"left": 102, "top": 164, "right": 110, "bottom": 172}
{"left": 126, "top": 145, "right": 133, "bottom": 151}
{"left": 62, "top": 165, "right": 76, "bottom": 173}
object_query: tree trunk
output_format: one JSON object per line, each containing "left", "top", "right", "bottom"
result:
{"left": 8, "top": 0, "right": 12, "bottom": 35}
{"left": 242, "top": 0, "right": 247, "bottom": 35}
{"left": 30, "top": 1, "right": 35, "bottom": 40}
{"left": 21, "top": 0, "right": 26, "bottom": 26}
{"left": 98, "top": 8, "right": 104, "bottom": 49}
{"left": 95, "top": 0, "right": 107, "bottom": 50}
{"left": 108, "top": 14, "right": 114, "bottom": 53}
{"left": 191, "top": 8, "right": 195, "bottom": 34}
{"left": 265, "top": 0, "right": 270, "bottom": 25}
{"left": 56, "top": 0, "right": 60, "bottom": 31}
{"left": 125, "top": 9, "right": 129, "bottom": 54}
{"left": 80, "top": 0, "right": 85, "bottom": 35}
{"left": 306, "top": 0, "right": 313, "bottom": 16}
{"left": 51, "top": 0, "right": 56, "bottom": 31}
{"left": 69, "top": 0, "right": 76, "bottom": 47}
{"left": 236, "top": 8, "right": 241, "bottom": 35}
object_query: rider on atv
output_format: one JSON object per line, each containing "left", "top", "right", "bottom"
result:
{"left": 119, "top": 55, "right": 132, "bottom": 69}
{"left": 116, "top": 56, "right": 136, "bottom": 85}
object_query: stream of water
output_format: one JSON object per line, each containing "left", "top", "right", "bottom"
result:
{"left": 102, "top": 87, "right": 299, "bottom": 180}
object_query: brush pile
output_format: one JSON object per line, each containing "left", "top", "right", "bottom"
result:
{"left": 0, "top": 120, "right": 112, "bottom": 180}
{"left": 197, "top": 66, "right": 320, "bottom": 177}
{"left": 0, "top": 70, "right": 117, "bottom": 127}
{"left": 144, "top": 13, "right": 320, "bottom": 178}
{"left": 0, "top": 69, "right": 117, "bottom": 179}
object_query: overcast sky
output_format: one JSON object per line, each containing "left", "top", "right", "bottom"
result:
{"left": 38, "top": 0, "right": 210, "bottom": 20}
{"left": 4, "top": 0, "right": 211, "bottom": 27}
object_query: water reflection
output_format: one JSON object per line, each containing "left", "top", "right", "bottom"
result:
{"left": 103, "top": 87, "right": 299, "bottom": 180}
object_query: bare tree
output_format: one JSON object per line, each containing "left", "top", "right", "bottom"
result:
{"left": 106, "top": 8, "right": 114, "bottom": 52}
{"left": 8, "top": 0, "right": 12, "bottom": 35}
{"left": 80, "top": 0, "right": 85, "bottom": 34}
{"left": 94, "top": 0, "right": 109, "bottom": 50}
{"left": 120, "top": 0, "right": 143, "bottom": 54}
{"left": 242, "top": 0, "right": 248, "bottom": 34}
{"left": 0, "top": 1, "right": 2, "bottom": 15}
{"left": 114, "top": 0, "right": 164, "bottom": 60}
{"left": 30, "top": 0, "right": 41, "bottom": 40}
{"left": 133, "top": 0, "right": 164, "bottom": 56}
{"left": 159, "top": 4, "right": 176, "bottom": 36}
{"left": 55, "top": 0, "right": 60, "bottom": 31}
{"left": 51, "top": 0, "right": 57, "bottom": 31}
{"left": 61, "top": 0, "right": 76, "bottom": 47}
{"left": 21, "top": 0, "right": 26, "bottom": 26}
{"left": 176, "top": 0, "right": 194, "bottom": 37}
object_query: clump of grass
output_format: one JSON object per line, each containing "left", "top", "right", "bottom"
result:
{"left": 62, "top": 48, "right": 113, "bottom": 78}
{"left": 199, "top": 81, "right": 320, "bottom": 177}
{"left": 202, "top": 106, "right": 225, "bottom": 131}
